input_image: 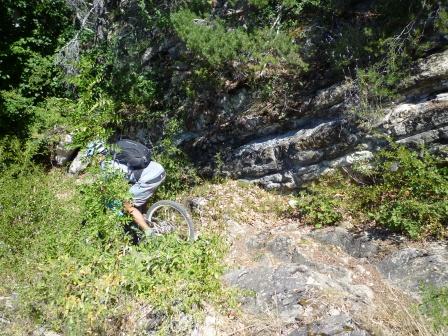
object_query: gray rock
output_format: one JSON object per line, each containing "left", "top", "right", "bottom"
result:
{"left": 377, "top": 243, "right": 448, "bottom": 299}
{"left": 246, "top": 232, "right": 270, "bottom": 250}
{"left": 54, "top": 133, "right": 76, "bottom": 166}
{"left": 267, "top": 236, "right": 294, "bottom": 260}
{"left": 266, "top": 236, "right": 308, "bottom": 264}
{"left": 309, "top": 227, "right": 379, "bottom": 259}
{"left": 0, "top": 316, "right": 10, "bottom": 325}
{"left": 187, "top": 50, "right": 448, "bottom": 189}
{"left": 223, "top": 265, "right": 308, "bottom": 322}
{"left": 168, "top": 312, "right": 195, "bottom": 334}
{"left": 311, "top": 81, "right": 354, "bottom": 111}
{"left": 288, "top": 314, "right": 370, "bottom": 336}
{"left": 380, "top": 92, "right": 448, "bottom": 139}
{"left": 224, "top": 258, "right": 373, "bottom": 324}
{"left": 141, "top": 46, "right": 155, "bottom": 64}
{"left": 193, "top": 18, "right": 209, "bottom": 26}
{"left": 68, "top": 150, "right": 90, "bottom": 175}
{"left": 0, "top": 293, "right": 18, "bottom": 310}
{"left": 32, "top": 327, "right": 61, "bottom": 336}
{"left": 401, "top": 49, "right": 448, "bottom": 95}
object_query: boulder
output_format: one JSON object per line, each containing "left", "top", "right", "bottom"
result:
{"left": 53, "top": 133, "right": 77, "bottom": 166}
{"left": 309, "top": 227, "right": 379, "bottom": 259}
{"left": 288, "top": 314, "right": 370, "bottom": 336}
{"left": 377, "top": 243, "right": 448, "bottom": 299}
{"left": 68, "top": 150, "right": 89, "bottom": 175}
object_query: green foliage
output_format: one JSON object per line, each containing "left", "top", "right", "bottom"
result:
{"left": 172, "top": 9, "right": 306, "bottom": 71}
{"left": 353, "top": 60, "right": 403, "bottom": 121}
{"left": 0, "top": 0, "right": 73, "bottom": 91}
{"left": 0, "top": 0, "right": 72, "bottom": 140}
{"left": 349, "top": 12, "right": 433, "bottom": 121}
{"left": 31, "top": 98, "right": 74, "bottom": 135}
{"left": 153, "top": 118, "right": 200, "bottom": 200}
{"left": 105, "top": 40, "right": 157, "bottom": 107}
{"left": 0, "top": 158, "right": 229, "bottom": 334}
{"left": 19, "top": 53, "right": 66, "bottom": 99}
{"left": 67, "top": 54, "right": 117, "bottom": 145}
{"left": 421, "top": 285, "right": 448, "bottom": 331}
{"left": 249, "top": 0, "right": 324, "bottom": 14}
{"left": 0, "top": 90, "right": 34, "bottom": 136}
{"left": 294, "top": 146, "right": 448, "bottom": 239}
{"left": 296, "top": 191, "right": 342, "bottom": 228}
{"left": 364, "top": 146, "right": 448, "bottom": 238}
{"left": 321, "top": 0, "right": 439, "bottom": 79}
{"left": 436, "top": 8, "right": 448, "bottom": 35}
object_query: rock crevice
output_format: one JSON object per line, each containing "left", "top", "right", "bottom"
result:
{"left": 186, "top": 50, "right": 448, "bottom": 189}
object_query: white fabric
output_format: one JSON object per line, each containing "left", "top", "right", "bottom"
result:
{"left": 129, "top": 161, "right": 165, "bottom": 207}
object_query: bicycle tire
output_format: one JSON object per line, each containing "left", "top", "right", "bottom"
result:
{"left": 146, "top": 200, "right": 195, "bottom": 241}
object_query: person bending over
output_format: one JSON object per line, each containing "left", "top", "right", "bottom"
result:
{"left": 78, "top": 139, "right": 165, "bottom": 237}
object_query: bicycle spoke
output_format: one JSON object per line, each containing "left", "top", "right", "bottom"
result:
{"left": 146, "top": 201, "right": 195, "bottom": 241}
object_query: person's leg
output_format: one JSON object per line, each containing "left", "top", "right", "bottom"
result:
{"left": 124, "top": 201, "right": 151, "bottom": 232}
{"left": 129, "top": 171, "right": 165, "bottom": 210}
{"left": 128, "top": 162, "right": 166, "bottom": 236}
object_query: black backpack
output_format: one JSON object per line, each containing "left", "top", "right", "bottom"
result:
{"left": 110, "top": 139, "right": 152, "bottom": 170}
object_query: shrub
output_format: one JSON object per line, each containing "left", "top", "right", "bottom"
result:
{"left": 436, "top": 8, "right": 448, "bottom": 34}
{"left": 0, "top": 90, "right": 34, "bottom": 136}
{"left": 67, "top": 54, "right": 117, "bottom": 145}
{"left": 293, "top": 145, "right": 448, "bottom": 239}
{"left": 363, "top": 146, "right": 448, "bottom": 238}
{"left": 250, "top": 0, "right": 324, "bottom": 14}
{"left": 152, "top": 118, "right": 200, "bottom": 200}
{"left": 296, "top": 189, "right": 343, "bottom": 228}
{"left": 0, "top": 158, "right": 229, "bottom": 334}
{"left": 421, "top": 285, "right": 448, "bottom": 332}
{"left": 171, "top": 9, "right": 306, "bottom": 71}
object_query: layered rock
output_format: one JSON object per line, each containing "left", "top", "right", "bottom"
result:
{"left": 203, "top": 49, "right": 448, "bottom": 189}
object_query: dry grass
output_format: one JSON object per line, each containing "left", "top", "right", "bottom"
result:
{"left": 180, "top": 179, "right": 297, "bottom": 235}
{"left": 361, "top": 284, "right": 442, "bottom": 336}
{"left": 178, "top": 180, "right": 442, "bottom": 336}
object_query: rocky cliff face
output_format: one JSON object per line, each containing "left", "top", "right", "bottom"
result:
{"left": 58, "top": 0, "right": 447, "bottom": 190}
{"left": 184, "top": 49, "right": 448, "bottom": 189}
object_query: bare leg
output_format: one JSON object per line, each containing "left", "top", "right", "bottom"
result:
{"left": 124, "top": 201, "right": 151, "bottom": 232}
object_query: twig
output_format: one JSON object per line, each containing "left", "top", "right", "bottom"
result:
{"left": 341, "top": 166, "right": 367, "bottom": 185}
{"left": 270, "top": 6, "right": 283, "bottom": 34}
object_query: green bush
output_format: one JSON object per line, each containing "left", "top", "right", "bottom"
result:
{"left": 249, "top": 0, "right": 324, "bottom": 13}
{"left": 436, "top": 8, "right": 448, "bottom": 34}
{"left": 363, "top": 146, "right": 448, "bottom": 238}
{"left": 172, "top": 9, "right": 306, "bottom": 71}
{"left": 296, "top": 190, "right": 343, "bottom": 228}
{"left": 294, "top": 146, "right": 448, "bottom": 239}
{"left": 0, "top": 157, "right": 229, "bottom": 334}
{"left": 67, "top": 55, "right": 117, "bottom": 145}
{"left": 152, "top": 118, "right": 200, "bottom": 200}
{"left": 0, "top": 0, "right": 73, "bottom": 91}
{"left": 0, "top": 90, "right": 34, "bottom": 136}
{"left": 421, "top": 285, "right": 448, "bottom": 332}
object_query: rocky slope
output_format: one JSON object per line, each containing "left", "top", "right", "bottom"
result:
{"left": 189, "top": 181, "right": 448, "bottom": 336}
{"left": 1, "top": 181, "right": 446, "bottom": 336}
{"left": 184, "top": 49, "right": 448, "bottom": 189}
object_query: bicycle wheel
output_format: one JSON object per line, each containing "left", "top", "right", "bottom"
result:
{"left": 146, "top": 200, "right": 195, "bottom": 241}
